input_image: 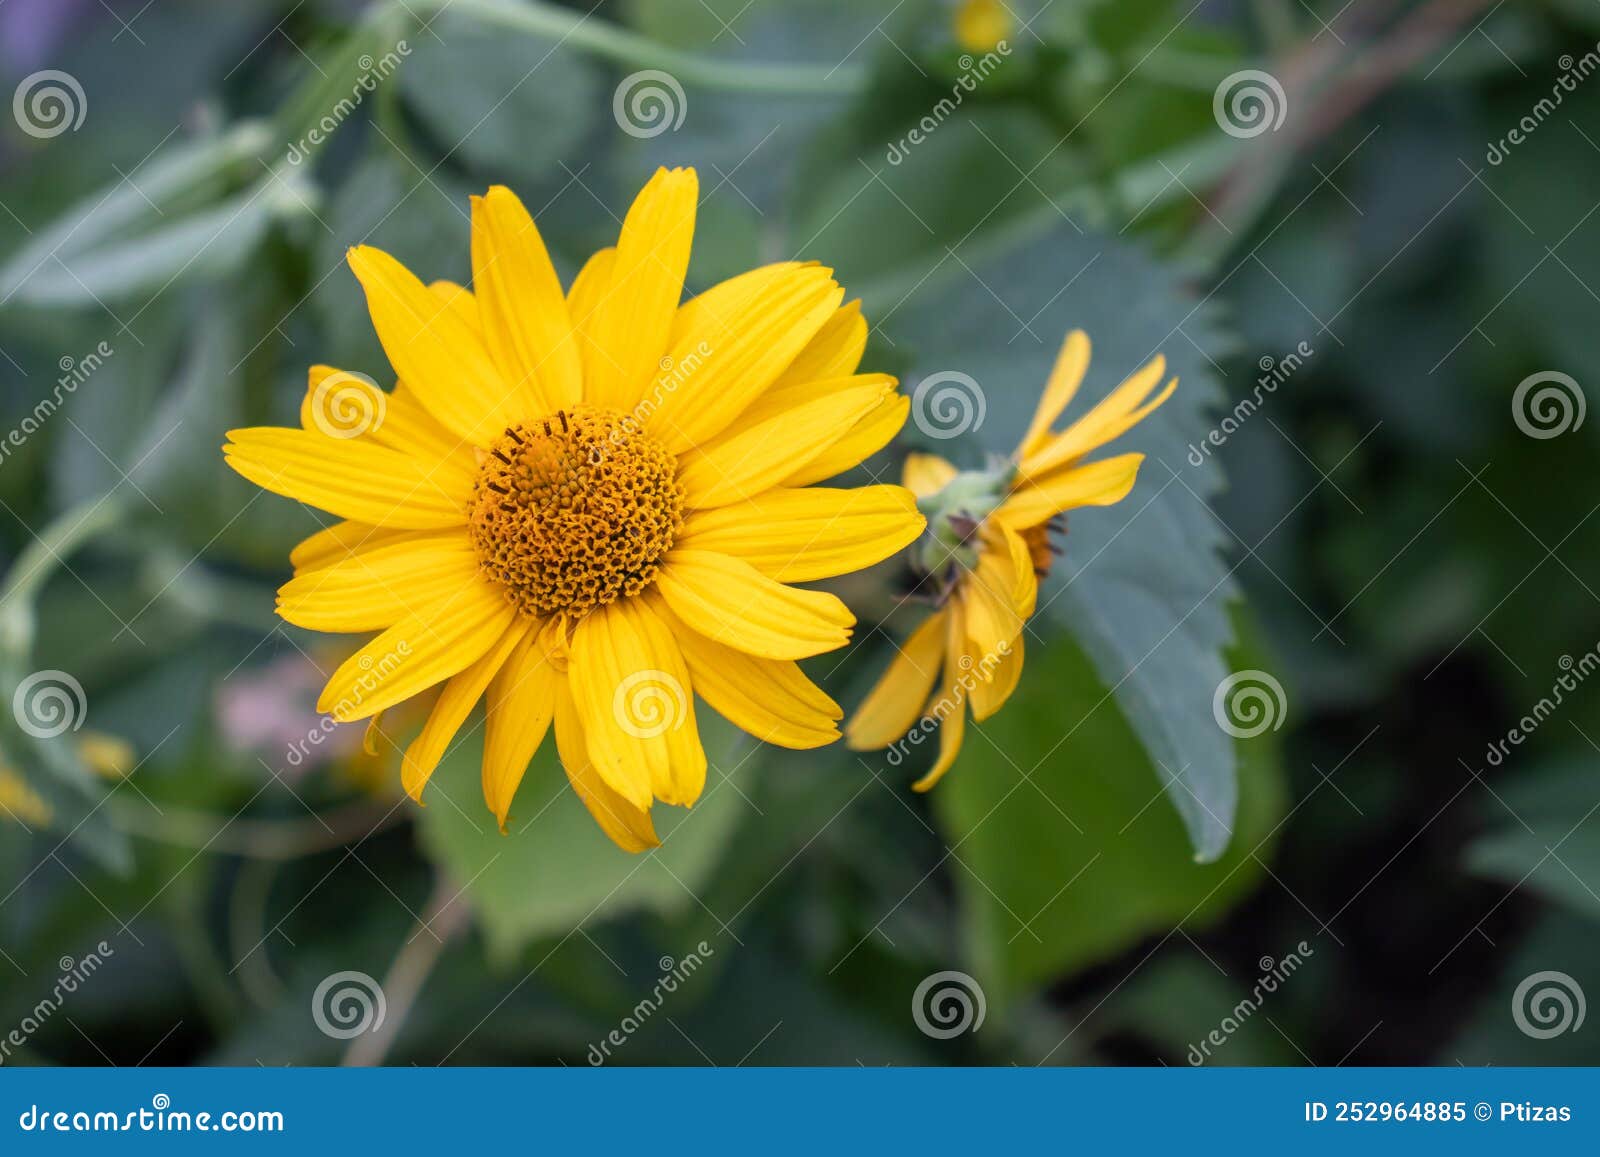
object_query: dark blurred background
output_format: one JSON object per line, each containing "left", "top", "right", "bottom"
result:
{"left": 0, "top": 0, "right": 1596, "bottom": 1066}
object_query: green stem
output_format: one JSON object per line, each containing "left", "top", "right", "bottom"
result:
{"left": 0, "top": 496, "right": 128, "bottom": 661}
{"left": 402, "top": 0, "right": 867, "bottom": 94}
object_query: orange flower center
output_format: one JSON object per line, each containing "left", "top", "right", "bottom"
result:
{"left": 468, "top": 406, "right": 683, "bottom": 618}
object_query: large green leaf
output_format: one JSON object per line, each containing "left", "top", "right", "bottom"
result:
{"left": 931, "top": 627, "right": 1284, "bottom": 1012}
{"left": 417, "top": 709, "right": 764, "bottom": 961}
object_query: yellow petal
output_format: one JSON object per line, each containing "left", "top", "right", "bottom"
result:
{"left": 912, "top": 608, "right": 970, "bottom": 792}
{"left": 346, "top": 244, "right": 520, "bottom": 445}
{"left": 675, "top": 378, "right": 893, "bottom": 508}
{"left": 554, "top": 679, "right": 660, "bottom": 853}
{"left": 277, "top": 534, "right": 478, "bottom": 633}
{"left": 781, "top": 392, "right": 909, "bottom": 488}
{"left": 427, "top": 279, "right": 482, "bottom": 336}
{"left": 568, "top": 597, "right": 705, "bottom": 809}
{"left": 470, "top": 185, "right": 582, "bottom": 413}
{"left": 968, "top": 628, "right": 1023, "bottom": 722}
{"left": 1017, "top": 329, "right": 1090, "bottom": 460}
{"left": 845, "top": 607, "right": 948, "bottom": 750}
{"left": 481, "top": 628, "right": 559, "bottom": 830}
{"left": 401, "top": 620, "right": 529, "bottom": 801}
{"left": 290, "top": 520, "right": 428, "bottom": 572}
{"left": 316, "top": 580, "right": 517, "bottom": 721}
{"left": 767, "top": 299, "right": 867, "bottom": 390}
{"left": 995, "top": 452, "right": 1145, "bottom": 529}
{"left": 903, "top": 452, "right": 958, "bottom": 499}
{"left": 648, "top": 264, "right": 843, "bottom": 452}
{"left": 676, "top": 485, "right": 923, "bottom": 583}
{"left": 1019, "top": 355, "right": 1175, "bottom": 476}
{"left": 650, "top": 591, "right": 841, "bottom": 749}
{"left": 301, "top": 366, "right": 477, "bottom": 496}
{"left": 584, "top": 168, "right": 697, "bottom": 412}
{"left": 654, "top": 549, "right": 853, "bottom": 660}
{"left": 223, "top": 427, "right": 468, "bottom": 529}
{"left": 960, "top": 524, "right": 1035, "bottom": 661}
{"left": 567, "top": 245, "right": 615, "bottom": 392}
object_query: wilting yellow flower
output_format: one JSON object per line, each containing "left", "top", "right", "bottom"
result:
{"left": 953, "top": 0, "right": 1012, "bottom": 54}
{"left": 0, "top": 765, "right": 51, "bottom": 827}
{"left": 847, "top": 330, "right": 1174, "bottom": 788}
{"left": 224, "top": 168, "right": 922, "bottom": 850}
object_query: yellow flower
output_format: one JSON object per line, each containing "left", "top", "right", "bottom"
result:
{"left": 847, "top": 330, "right": 1174, "bottom": 788}
{"left": 0, "top": 765, "right": 51, "bottom": 828}
{"left": 76, "top": 731, "right": 136, "bottom": 779}
{"left": 953, "top": 0, "right": 1012, "bottom": 54}
{"left": 224, "top": 168, "right": 923, "bottom": 850}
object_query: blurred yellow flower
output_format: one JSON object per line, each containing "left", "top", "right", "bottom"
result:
{"left": 847, "top": 330, "right": 1175, "bottom": 788}
{"left": 224, "top": 168, "right": 922, "bottom": 850}
{"left": 953, "top": 0, "right": 1012, "bottom": 54}
{"left": 76, "top": 731, "right": 136, "bottom": 779}
{"left": 0, "top": 766, "right": 51, "bottom": 827}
